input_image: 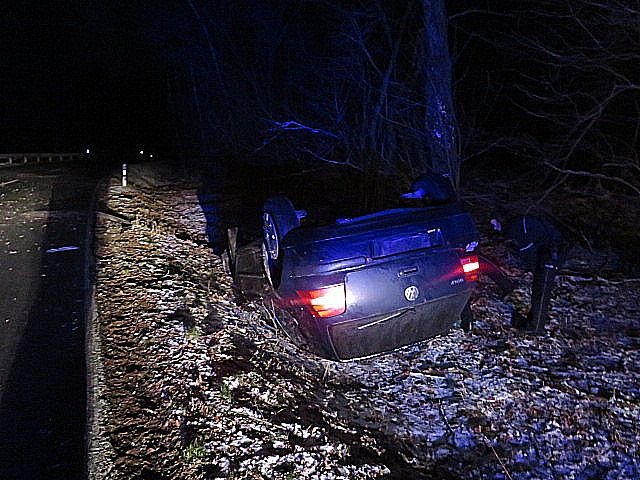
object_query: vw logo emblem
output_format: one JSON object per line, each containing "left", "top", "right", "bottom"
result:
{"left": 404, "top": 285, "right": 420, "bottom": 301}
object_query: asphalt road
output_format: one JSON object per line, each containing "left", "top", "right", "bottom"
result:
{"left": 0, "top": 163, "right": 103, "bottom": 480}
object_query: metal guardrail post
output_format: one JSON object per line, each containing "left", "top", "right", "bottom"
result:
{"left": 0, "top": 152, "right": 86, "bottom": 168}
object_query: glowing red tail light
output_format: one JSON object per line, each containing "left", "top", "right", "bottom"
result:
{"left": 460, "top": 255, "right": 480, "bottom": 281}
{"left": 297, "top": 284, "right": 346, "bottom": 318}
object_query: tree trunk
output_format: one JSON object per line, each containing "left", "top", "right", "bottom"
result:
{"left": 423, "top": 0, "right": 459, "bottom": 187}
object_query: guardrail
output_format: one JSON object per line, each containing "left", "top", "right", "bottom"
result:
{"left": 0, "top": 152, "right": 86, "bottom": 168}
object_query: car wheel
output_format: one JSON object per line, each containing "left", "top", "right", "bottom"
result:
{"left": 262, "top": 196, "right": 300, "bottom": 288}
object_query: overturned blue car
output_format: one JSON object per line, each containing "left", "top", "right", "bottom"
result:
{"left": 228, "top": 174, "right": 480, "bottom": 361}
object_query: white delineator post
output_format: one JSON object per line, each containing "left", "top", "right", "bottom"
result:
{"left": 122, "top": 163, "right": 128, "bottom": 187}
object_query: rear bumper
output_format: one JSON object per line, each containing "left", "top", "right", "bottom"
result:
{"left": 324, "top": 291, "right": 470, "bottom": 360}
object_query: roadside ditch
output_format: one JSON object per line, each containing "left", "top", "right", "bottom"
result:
{"left": 87, "top": 164, "right": 640, "bottom": 480}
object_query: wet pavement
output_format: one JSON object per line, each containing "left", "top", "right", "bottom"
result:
{"left": 0, "top": 163, "right": 103, "bottom": 479}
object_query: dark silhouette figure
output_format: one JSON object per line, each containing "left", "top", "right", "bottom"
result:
{"left": 493, "top": 215, "right": 568, "bottom": 334}
{"left": 401, "top": 172, "right": 456, "bottom": 204}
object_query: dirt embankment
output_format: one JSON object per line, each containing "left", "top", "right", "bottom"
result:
{"left": 88, "top": 166, "right": 640, "bottom": 480}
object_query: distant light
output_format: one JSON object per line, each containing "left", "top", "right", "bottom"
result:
{"left": 139, "top": 150, "right": 144, "bottom": 155}
{"left": 86, "top": 148, "right": 90, "bottom": 154}
{"left": 149, "top": 154, "right": 153, "bottom": 158}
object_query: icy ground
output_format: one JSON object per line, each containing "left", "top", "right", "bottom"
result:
{"left": 91, "top": 175, "right": 640, "bottom": 480}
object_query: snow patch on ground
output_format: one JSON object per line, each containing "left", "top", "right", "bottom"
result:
{"left": 92, "top": 177, "right": 640, "bottom": 479}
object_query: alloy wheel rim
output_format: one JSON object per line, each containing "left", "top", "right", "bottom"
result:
{"left": 263, "top": 212, "right": 279, "bottom": 260}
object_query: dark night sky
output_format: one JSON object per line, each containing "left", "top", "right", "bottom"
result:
{"left": 0, "top": 1, "right": 484, "bottom": 162}
{"left": 1, "top": 1, "right": 338, "bottom": 158}
{"left": 1, "top": 2, "right": 168, "bottom": 154}
{"left": 2, "top": 0, "right": 636, "bottom": 184}
{"left": 0, "top": 1, "right": 525, "bottom": 160}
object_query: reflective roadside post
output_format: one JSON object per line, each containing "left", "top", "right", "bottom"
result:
{"left": 122, "top": 163, "right": 128, "bottom": 187}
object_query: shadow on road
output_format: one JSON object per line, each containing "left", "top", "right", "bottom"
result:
{"left": 0, "top": 168, "right": 103, "bottom": 480}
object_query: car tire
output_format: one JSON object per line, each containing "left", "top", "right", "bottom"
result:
{"left": 262, "top": 196, "right": 300, "bottom": 288}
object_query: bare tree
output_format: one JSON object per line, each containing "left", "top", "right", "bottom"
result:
{"left": 137, "top": 1, "right": 464, "bottom": 191}
{"left": 260, "top": 1, "right": 462, "bottom": 190}
{"left": 451, "top": 0, "right": 640, "bottom": 195}
{"left": 423, "top": 0, "right": 459, "bottom": 185}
